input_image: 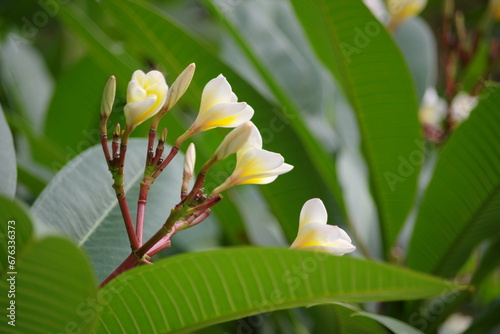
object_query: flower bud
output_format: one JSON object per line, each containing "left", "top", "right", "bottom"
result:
{"left": 184, "top": 143, "right": 196, "bottom": 178}
{"left": 213, "top": 122, "right": 255, "bottom": 162}
{"left": 182, "top": 143, "right": 196, "bottom": 194}
{"left": 160, "top": 128, "right": 168, "bottom": 143}
{"left": 124, "top": 70, "right": 168, "bottom": 131}
{"left": 165, "top": 63, "right": 196, "bottom": 111}
{"left": 100, "top": 76, "right": 116, "bottom": 119}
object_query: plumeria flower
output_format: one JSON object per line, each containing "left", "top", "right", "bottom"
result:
{"left": 290, "top": 199, "right": 355, "bottom": 255}
{"left": 177, "top": 75, "right": 254, "bottom": 145}
{"left": 419, "top": 87, "right": 447, "bottom": 142}
{"left": 387, "top": 0, "right": 427, "bottom": 31}
{"left": 450, "top": 92, "right": 477, "bottom": 126}
{"left": 124, "top": 70, "right": 168, "bottom": 131}
{"left": 210, "top": 126, "right": 292, "bottom": 196}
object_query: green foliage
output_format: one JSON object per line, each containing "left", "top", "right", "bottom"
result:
{"left": 0, "top": 0, "right": 499, "bottom": 332}
{"left": 96, "top": 247, "right": 462, "bottom": 333}
{"left": 289, "top": 0, "right": 421, "bottom": 255}
{"left": 407, "top": 86, "right": 500, "bottom": 277}
{"left": 0, "top": 106, "right": 17, "bottom": 198}
{"left": 0, "top": 197, "right": 97, "bottom": 334}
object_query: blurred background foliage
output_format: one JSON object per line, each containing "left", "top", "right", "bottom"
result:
{"left": 0, "top": 0, "right": 499, "bottom": 333}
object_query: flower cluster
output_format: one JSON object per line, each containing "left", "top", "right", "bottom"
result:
{"left": 98, "top": 65, "right": 354, "bottom": 286}
{"left": 419, "top": 88, "right": 477, "bottom": 143}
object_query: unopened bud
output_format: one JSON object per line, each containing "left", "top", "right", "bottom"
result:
{"left": 182, "top": 143, "right": 196, "bottom": 195}
{"left": 184, "top": 143, "right": 196, "bottom": 177}
{"left": 114, "top": 123, "right": 121, "bottom": 137}
{"left": 160, "top": 128, "right": 168, "bottom": 142}
{"left": 214, "top": 122, "right": 255, "bottom": 161}
{"left": 165, "top": 63, "right": 196, "bottom": 111}
{"left": 100, "top": 76, "right": 116, "bottom": 119}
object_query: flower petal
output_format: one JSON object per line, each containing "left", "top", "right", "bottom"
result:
{"left": 127, "top": 81, "right": 147, "bottom": 103}
{"left": 299, "top": 198, "right": 328, "bottom": 231}
{"left": 131, "top": 70, "right": 146, "bottom": 85}
{"left": 144, "top": 70, "right": 167, "bottom": 88}
{"left": 124, "top": 96, "right": 156, "bottom": 128}
{"left": 290, "top": 223, "right": 355, "bottom": 255}
{"left": 237, "top": 120, "right": 262, "bottom": 159}
{"left": 200, "top": 74, "right": 233, "bottom": 114}
{"left": 194, "top": 102, "right": 252, "bottom": 131}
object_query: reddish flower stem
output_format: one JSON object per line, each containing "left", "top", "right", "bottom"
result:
{"left": 100, "top": 134, "right": 111, "bottom": 165}
{"left": 135, "top": 146, "right": 180, "bottom": 246}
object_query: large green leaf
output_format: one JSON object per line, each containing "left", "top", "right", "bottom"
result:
{"left": 44, "top": 57, "right": 110, "bottom": 155}
{"left": 0, "top": 105, "right": 17, "bottom": 198}
{"left": 31, "top": 139, "right": 220, "bottom": 282}
{"left": 407, "top": 86, "right": 500, "bottom": 277}
{"left": 289, "top": 0, "right": 421, "bottom": 255}
{"left": 309, "top": 304, "right": 388, "bottom": 333}
{"left": 99, "top": 0, "right": 342, "bottom": 242}
{"left": 0, "top": 196, "right": 33, "bottom": 274}
{"left": 96, "top": 247, "right": 463, "bottom": 333}
{"left": 0, "top": 198, "right": 96, "bottom": 334}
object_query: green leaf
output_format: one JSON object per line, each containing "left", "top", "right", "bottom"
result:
{"left": 99, "top": 0, "right": 342, "bottom": 242}
{"left": 31, "top": 139, "right": 219, "bottom": 282}
{"left": 395, "top": 17, "right": 438, "bottom": 101}
{"left": 339, "top": 303, "right": 424, "bottom": 334}
{"left": 289, "top": 0, "right": 421, "bottom": 255}
{"left": 0, "top": 196, "right": 33, "bottom": 274}
{"left": 96, "top": 247, "right": 464, "bottom": 333}
{"left": 58, "top": 3, "right": 141, "bottom": 84}
{"left": 0, "top": 198, "right": 96, "bottom": 334}
{"left": 309, "top": 304, "right": 388, "bottom": 334}
{"left": 44, "top": 57, "right": 109, "bottom": 156}
{"left": 207, "top": 0, "right": 348, "bottom": 225}
{"left": 407, "top": 86, "right": 500, "bottom": 277}
{"left": 0, "top": 105, "right": 17, "bottom": 198}
{"left": 0, "top": 237, "right": 97, "bottom": 333}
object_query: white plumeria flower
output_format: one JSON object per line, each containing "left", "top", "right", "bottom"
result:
{"left": 191, "top": 74, "right": 254, "bottom": 133}
{"left": 210, "top": 125, "right": 292, "bottom": 196}
{"left": 450, "top": 92, "right": 477, "bottom": 125}
{"left": 290, "top": 199, "right": 355, "bottom": 255}
{"left": 419, "top": 87, "right": 447, "bottom": 128}
{"left": 124, "top": 70, "right": 168, "bottom": 130}
{"left": 387, "top": 0, "right": 427, "bottom": 30}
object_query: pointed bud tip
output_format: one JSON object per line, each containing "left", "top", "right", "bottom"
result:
{"left": 114, "top": 123, "right": 121, "bottom": 136}
{"left": 100, "top": 75, "right": 117, "bottom": 119}
{"left": 160, "top": 128, "right": 168, "bottom": 142}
